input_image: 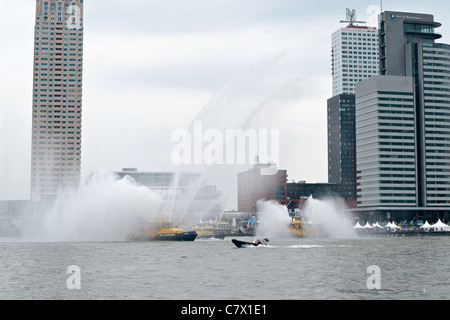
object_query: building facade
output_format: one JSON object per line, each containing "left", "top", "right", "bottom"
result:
{"left": 237, "top": 165, "right": 353, "bottom": 213}
{"left": 31, "top": 0, "right": 84, "bottom": 200}
{"left": 413, "top": 42, "right": 450, "bottom": 206}
{"left": 237, "top": 164, "right": 287, "bottom": 213}
{"left": 356, "top": 76, "right": 416, "bottom": 207}
{"left": 328, "top": 17, "right": 378, "bottom": 202}
{"left": 354, "top": 11, "right": 450, "bottom": 221}
{"left": 379, "top": 11, "right": 442, "bottom": 76}
{"left": 327, "top": 94, "right": 357, "bottom": 201}
{"left": 286, "top": 182, "right": 344, "bottom": 210}
{"left": 331, "top": 25, "right": 379, "bottom": 96}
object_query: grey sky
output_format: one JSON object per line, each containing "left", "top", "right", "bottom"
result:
{"left": 1, "top": 0, "right": 450, "bottom": 209}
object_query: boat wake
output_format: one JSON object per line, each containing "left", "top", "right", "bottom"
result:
{"left": 286, "top": 244, "right": 323, "bottom": 249}
{"left": 234, "top": 243, "right": 323, "bottom": 249}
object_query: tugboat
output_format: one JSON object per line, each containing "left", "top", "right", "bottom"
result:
{"left": 288, "top": 216, "right": 325, "bottom": 237}
{"left": 126, "top": 219, "right": 197, "bottom": 241}
{"left": 192, "top": 224, "right": 226, "bottom": 239}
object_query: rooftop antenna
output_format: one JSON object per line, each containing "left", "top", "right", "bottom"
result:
{"left": 340, "top": 8, "right": 367, "bottom": 26}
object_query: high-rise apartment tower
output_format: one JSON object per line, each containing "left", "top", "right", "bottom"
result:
{"left": 31, "top": 0, "right": 84, "bottom": 200}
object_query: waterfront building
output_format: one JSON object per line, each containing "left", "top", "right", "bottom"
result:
{"left": 328, "top": 11, "right": 379, "bottom": 202}
{"left": 354, "top": 11, "right": 450, "bottom": 222}
{"left": 331, "top": 21, "right": 379, "bottom": 96}
{"left": 379, "top": 11, "right": 442, "bottom": 76}
{"left": 31, "top": 0, "right": 84, "bottom": 200}
{"left": 356, "top": 76, "right": 417, "bottom": 207}
{"left": 285, "top": 182, "right": 345, "bottom": 210}
{"left": 237, "top": 164, "right": 287, "bottom": 213}
{"left": 237, "top": 165, "right": 353, "bottom": 213}
{"left": 327, "top": 94, "right": 357, "bottom": 201}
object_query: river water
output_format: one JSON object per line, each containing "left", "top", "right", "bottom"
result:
{"left": 1, "top": 236, "right": 449, "bottom": 300}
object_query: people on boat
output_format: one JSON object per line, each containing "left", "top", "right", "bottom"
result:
{"left": 253, "top": 238, "right": 269, "bottom": 245}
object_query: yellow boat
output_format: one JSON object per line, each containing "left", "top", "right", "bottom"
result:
{"left": 192, "top": 224, "right": 226, "bottom": 239}
{"left": 288, "top": 216, "right": 324, "bottom": 237}
{"left": 127, "top": 219, "right": 197, "bottom": 241}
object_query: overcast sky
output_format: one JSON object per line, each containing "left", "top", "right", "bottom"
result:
{"left": 1, "top": 0, "right": 450, "bottom": 209}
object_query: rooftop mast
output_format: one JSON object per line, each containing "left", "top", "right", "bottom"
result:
{"left": 339, "top": 8, "right": 367, "bottom": 26}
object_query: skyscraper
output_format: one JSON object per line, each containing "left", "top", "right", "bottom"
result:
{"left": 379, "top": 11, "right": 442, "bottom": 76}
{"left": 356, "top": 76, "right": 417, "bottom": 207}
{"left": 355, "top": 11, "right": 450, "bottom": 220}
{"left": 327, "top": 94, "right": 356, "bottom": 201}
{"left": 328, "top": 11, "right": 378, "bottom": 202}
{"left": 31, "top": 0, "right": 84, "bottom": 200}
{"left": 331, "top": 24, "right": 379, "bottom": 96}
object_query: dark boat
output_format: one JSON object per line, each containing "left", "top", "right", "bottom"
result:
{"left": 129, "top": 231, "right": 198, "bottom": 241}
{"left": 231, "top": 238, "right": 269, "bottom": 248}
{"left": 192, "top": 224, "right": 226, "bottom": 240}
{"left": 196, "top": 232, "right": 226, "bottom": 240}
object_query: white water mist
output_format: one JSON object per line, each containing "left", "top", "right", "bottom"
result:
{"left": 256, "top": 200, "right": 291, "bottom": 238}
{"left": 41, "top": 172, "right": 163, "bottom": 241}
{"left": 302, "top": 197, "right": 357, "bottom": 239}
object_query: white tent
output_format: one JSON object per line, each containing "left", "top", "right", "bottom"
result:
{"left": 420, "top": 221, "right": 432, "bottom": 231}
{"left": 390, "top": 222, "right": 401, "bottom": 230}
{"left": 363, "top": 222, "right": 373, "bottom": 229}
{"left": 354, "top": 222, "right": 364, "bottom": 229}
{"left": 430, "top": 219, "right": 450, "bottom": 232}
{"left": 373, "top": 222, "right": 383, "bottom": 228}
{"left": 385, "top": 222, "right": 401, "bottom": 230}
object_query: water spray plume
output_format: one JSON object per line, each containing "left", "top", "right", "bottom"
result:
{"left": 39, "top": 172, "right": 163, "bottom": 242}
{"left": 302, "top": 196, "right": 357, "bottom": 239}
{"left": 256, "top": 200, "right": 291, "bottom": 238}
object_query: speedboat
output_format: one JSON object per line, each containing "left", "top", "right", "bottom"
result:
{"left": 231, "top": 238, "right": 269, "bottom": 248}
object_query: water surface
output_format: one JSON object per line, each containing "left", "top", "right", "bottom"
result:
{"left": 1, "top": 236, "right": 449, "bottom": 299}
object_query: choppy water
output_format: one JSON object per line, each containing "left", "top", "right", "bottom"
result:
{"left": 1, "top": 236, "right": 450, "bottom": 300}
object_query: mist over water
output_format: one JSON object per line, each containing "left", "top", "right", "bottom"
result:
{"left": 303, "top": 196, "right": 357, "bottom": 238}
{"left": 37, "top": 172, "right": 163, "bottom": 242}
{"left": 256, "top": 200, "right": 291, "bottom": 238}
{"left": 254, "top": 197, "right": 357, "bottom": 239}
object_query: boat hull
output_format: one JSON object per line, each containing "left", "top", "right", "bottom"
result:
{"left": 127, "top": 231, "right": 198, "bottom": 241}
{"left": 196, "top": 232, "right": 226, "bottom": 240}
{"left": 231, "top": 239, "right": 263, "bottom": 248}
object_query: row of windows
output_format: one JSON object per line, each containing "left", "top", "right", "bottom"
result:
{"left": 359, "top": 187, "right": 417, "bottom": 193}
{"left": 357, "top": 200, "right": 416, "bottom": 205}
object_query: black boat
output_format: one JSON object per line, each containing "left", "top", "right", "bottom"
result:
{"left": 196, "top": 232, "right": 226, "bottom": 240}
{"left": 231, "top": 238, "right": 269, "bottom": 248}
{"left": 129, "top": 231, "right": 198, "bottom": 241}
